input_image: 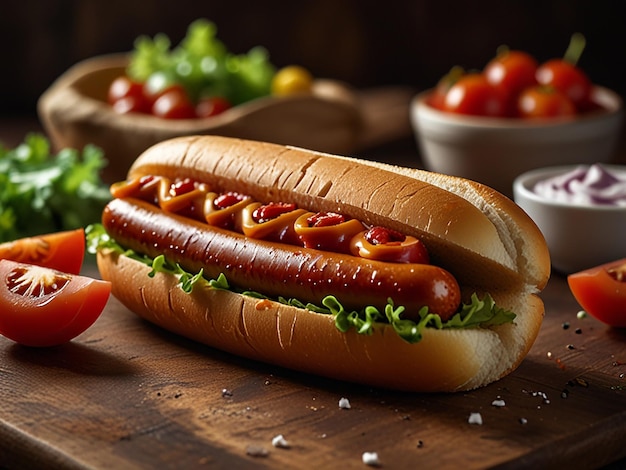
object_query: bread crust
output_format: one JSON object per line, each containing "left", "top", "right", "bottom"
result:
{"left": 98, "top": 135, "right": 550, "bottom": 392}
{"left": 127, "top": 136, "right": 550, "bottom": 292}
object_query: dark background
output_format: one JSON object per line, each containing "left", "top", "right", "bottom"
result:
{"left": 1, "top": 0, "right": 625, "bottom": 117}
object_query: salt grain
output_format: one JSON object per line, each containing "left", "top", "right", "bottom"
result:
{"left": 362, "top": 451, "right": 380, "bottom": 466}
{"left": 339, "top": 397, "right": 351, "bottom": 409}
{"left": 246, "top": 445, "right": 269, "bottom": 457}
{"left": 468, "top": 412, "right": 483, "bottom": 425}
{"left": 272, "top": 434, "right": 290, "bottom": 449}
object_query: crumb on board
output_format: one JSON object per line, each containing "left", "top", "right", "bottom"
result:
{"left": 272, "top": 434, "right": 290, "bottom": 449}
{"left": 491, "top": 398, "right": 506, "bottom": 407}
{"left": 362, "top": 451, "right": 380, "bottom": 466}
{"left": 468, "top": 412, "right": 483, "bottom": 425}
{"left": 339, "top": 397, "right": 351, "bottom": 409}
{"left": 246, "top": 445, "right": 269, "bottom": 457}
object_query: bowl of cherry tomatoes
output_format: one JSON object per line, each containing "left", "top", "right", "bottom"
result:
{"left": 37, "top": 20, "right": 362, "bottom": 183}
{"left": 410, "top": 35, "right": 624, "bottom": 197}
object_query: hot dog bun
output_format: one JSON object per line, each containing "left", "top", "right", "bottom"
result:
{"left": 96, "top": 135, "right": 550, "bottom": 392}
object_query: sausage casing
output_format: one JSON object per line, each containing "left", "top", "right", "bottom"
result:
{"left": 103, "top": 198, "right": 461, "bottom": 319}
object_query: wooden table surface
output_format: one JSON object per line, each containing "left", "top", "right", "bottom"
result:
{"left": 1, "top": 114, "right": 625, "bottom": 469}
{"left": 0, "top": 263, "right": 625, "bottom": 470}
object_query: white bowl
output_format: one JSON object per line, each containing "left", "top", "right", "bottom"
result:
{"left": 410, "top": 86, "right": 624, "bottom": 197}
{"left": 513, "top": 164, "right": 626, "bottom": 274}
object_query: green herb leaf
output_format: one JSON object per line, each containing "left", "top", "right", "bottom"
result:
{"left": 0, "top": 134, "right": 111, "bottom": 242}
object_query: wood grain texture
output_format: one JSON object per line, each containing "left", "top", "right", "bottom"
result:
{"left": 1, "top": 262, "right": 625, "bottom": 470}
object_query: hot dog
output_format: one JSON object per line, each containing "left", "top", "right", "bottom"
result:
{"left": 91, "top": 135, "right": 550, "bottom": 392}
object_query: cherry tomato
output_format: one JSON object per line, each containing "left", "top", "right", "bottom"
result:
{"left": 0, "top": 229, "right": 85, "bottom": 274}
{"left": 484, "top": 50, "right": 538, "bottom": 116}
{"left": 442, "top": 73, "right": 507, "bottom": 117}
{"left": 485, "top": 50, "right": 538, "bottom": 93}
{"left": 517, "top": 86, "right": 576, "bottom": 118}
{"left": 151, "top": 85, "right": 197, "bottom": 119}
{"left": 0, "top": 259, "right": 111, "bottom": 347}
{"left": 142, "top": 71, "right": 178, "bottom": 104}
{"left": 568, "top": 259, "right": 626, "bottom": 328}
{"left": 428, "top": 66, "right": 465, "bottom": 110}
{"left": 196, "top": 96, "right": 231, "bottom": 118}
{"left": 111, "top": 97, "right": 150, "bottom": 115}
{"left": 271, "top": 66, "right": 314, "bottom": 96}
{"left": 108, "top": 76, "right": 151, "bottom": 114}
{"left": 536, "top": 59, "right": 592, "bottom": 111}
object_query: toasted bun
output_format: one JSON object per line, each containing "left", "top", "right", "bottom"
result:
{"left": 98, "top": 135, "right": 550, "bottom": 392}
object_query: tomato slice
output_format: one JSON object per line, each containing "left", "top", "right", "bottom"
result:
{"left": 0, "top": 259, "right": 111, "bottom": 347}
{"left": 484, "top": 50, "right": 538, "bottom": 95}
{"left": 0, "top": 229, "right": 85, "bottom": 274}
{"left": 484, "top": 50, "right": 538, "bottom": 116}
{"left": 151, "top": 85, "right": 197, "bottom": 119}
{"left": 196, "top": 96, "right": 231, "bottom": 118}
{"left": 428, "top": 66, "right": 465, "bottom": 110}
{"left": 567, "top": 259, "right": 626, "bottom": 328}
{"left": 108, "top": 76, "right": 151, "bottom": 114}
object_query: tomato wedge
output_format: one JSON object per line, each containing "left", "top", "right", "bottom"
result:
{"left": 0, "top": 229, "right": 85, "bottom": 274}
{"left": 0, "top": 259, "right": 111, "bottom": 347}
{"left": 568, "top": 259, "right": 626, "bottom": 328}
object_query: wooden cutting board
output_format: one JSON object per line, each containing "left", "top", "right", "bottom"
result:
{"left": 1, "top": 265, "right": 625, "bottom": 470}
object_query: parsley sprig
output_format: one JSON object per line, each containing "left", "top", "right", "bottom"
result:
{"left": 0, "top": 134, "right": 111, "bottom": 242}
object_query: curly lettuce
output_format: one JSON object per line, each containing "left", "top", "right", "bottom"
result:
{"left": 127, "top": 18, "right": 275, "bottom": 105}
{"left": 87, "top": 224, "right": 516, "bottom": 344}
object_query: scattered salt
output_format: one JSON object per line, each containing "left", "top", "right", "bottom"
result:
{"left": 362, "top": 451, "right": 380, "bottom": 466}
{"left": 272, "top": 434, "right": 290, "bottom": 449}
{"left": 468, "top": 412, "right": 483, "bottom": 425}
{"left": 245, "top": 445, "right": 269, "bottom": 457}
{"left": 339, "top": 397, "right": 351, "bottom": 409}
